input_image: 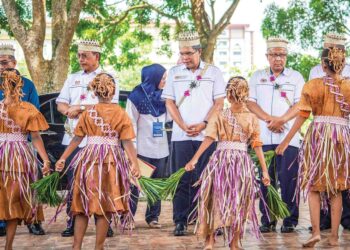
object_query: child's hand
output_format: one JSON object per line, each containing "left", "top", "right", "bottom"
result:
{"left": 131, "top": 164, "right": 141, "bottom": 179}
{"left": 262, "top": 171, "right": 270, "bottom": 186}
{"left": 275, "top": 141, "right": 288, "bottom": 155}
{"left": 185, "top": 160, "right": 197, "bottom": 171}
{"left": 42, "top": 160, "right": 51, "bottom": 176}
{"left": 55, "top": 159, "right": 66, "bottom": 172}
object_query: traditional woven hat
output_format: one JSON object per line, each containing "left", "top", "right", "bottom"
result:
{"left": 178, "top": 31, "right": 201, "bottom": 48}
{"left": 77, "top": 40, "right": 102, "bottom": 53}
{"left": 324, "top": 33, "right": 346, "bottom": 48}
{"left": 0, "top": 44, "right": 15, "bottom": 56}
{"left": 266, "top": 37, "right": 288, "bottom": 50}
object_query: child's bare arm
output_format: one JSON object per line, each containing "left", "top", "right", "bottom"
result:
{"left": 254, "top": 146, "right": 270, "bottom": 186}
{"left": 55, "top": 135, "right": 83, "bottom": 172}
{"left": 276, "top": 115, "right": 307, "bottom": 155}
{"left": 185, "top": 137, "right": 215, "bottom": 171}
{"left": 122, "top": 139, "right": 141, "bottom": 178}
{"left": 31, "top": 131, "right": 50, "bottom": 176}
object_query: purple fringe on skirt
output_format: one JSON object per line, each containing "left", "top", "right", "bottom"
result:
{"left": 0, "top": 135, "right": 40, "bottom": 218}
{"left": 66, "top": 139, "right": 134, "bottom": 230}
{"left": 296, "top": 116, "right": 350, "bottom": 207}
{"left": 194, "top": 143, "right": 264, "bottom": 243}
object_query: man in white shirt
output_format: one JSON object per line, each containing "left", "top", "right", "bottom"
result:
{"left": 308, "top": 33, "right": 350, "bottom": 232}
{"left": 247, "top": 37, "right": 305, "bottom": 233}
{"left": 162, "top": 31, "right": 226, "bottom": 236}
{"left": 56, "top": 40, "right": 119, "bottom": 237}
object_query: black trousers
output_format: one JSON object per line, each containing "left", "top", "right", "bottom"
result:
{"left": 171, "top": 140, "right": 216, "bottom": 225}
{"left": 259, "top": 145, "right": 299, "bottom": 227}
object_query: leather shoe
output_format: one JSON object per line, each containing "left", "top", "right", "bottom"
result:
{"left": 308, "top": 224, "right": 331, "bottom": 231}
{"left": 0, "top": 226, "right": 5, "bottom": 237}
{"left": 27, "top": 223, "right": 45, "bottom": 235}
{"left": 106, "top": 226, "right": 114, "bottom": 237}
{"left": 281, "top": 225, "right": 295, "bottom": 233}
{"left": 216, "top": 228, "right": 224, "bottom": 236}
{"left": 259, "top": 224, "right": 276, "bottom": 233}
{"left": 173, "top": 223, "right": 186, "bottom": 236}
{"left": 61, "top": 227, "right": 74, "bottom": 237}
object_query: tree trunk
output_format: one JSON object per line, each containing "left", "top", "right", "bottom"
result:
{"left": 201, "top": 34, "right": 217, "bottom": 63}
{"left": 2, "top": 0, "right": 84, "bottom": 93}
{"left": 190, "top": 0, "right": 240, "bottom": 65}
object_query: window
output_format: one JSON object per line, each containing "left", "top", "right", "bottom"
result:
{"left": 217, "top": 40, "right": 228, "bottom": 48}
{"left": 233, "top": 61, "right": 241, "bottom": 66}
{"left": 232, "top": 43, "right": 242, "bottom": 56}
{"left": 219, "top": 51, "right": 228, "bottom": 56}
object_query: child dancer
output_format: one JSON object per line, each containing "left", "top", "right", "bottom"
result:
{"left": 276, "top": 47, "right": 350, "bottom": 247}
{"left": 185, "top": 77, "right": 270, "bottom": 250}
{"left": 55, "top": 73, "right": 140, "bottom": 250}
{"left": 0, "top": 69, "right": 50, "bottom": 250}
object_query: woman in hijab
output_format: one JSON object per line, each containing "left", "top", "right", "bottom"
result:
{"left": 126, "top": 63, "right": 169, "bottom": 229}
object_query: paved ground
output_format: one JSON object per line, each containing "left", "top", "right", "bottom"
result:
{"left": 1, "top": 200, "right": 350, "bottom": 249}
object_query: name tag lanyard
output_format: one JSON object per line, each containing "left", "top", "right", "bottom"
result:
{"left": 141, "top": 86, "right": 164, "bottom": 137}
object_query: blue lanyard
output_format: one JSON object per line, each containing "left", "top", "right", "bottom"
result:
{"left": 141, "top": 85, "right": 160, "bottom": 117}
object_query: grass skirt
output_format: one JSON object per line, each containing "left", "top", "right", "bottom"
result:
{"left": 194, "top": 141, "right": 262, "bottom": 243}
{"left": 297, "top": 116, "right": 350, "bottom": 202}
{"left": 0, "top": 133, "right": 43, "bottom": 223}
{"left": 68, "top": 136, "right": 133, "bottom": 228}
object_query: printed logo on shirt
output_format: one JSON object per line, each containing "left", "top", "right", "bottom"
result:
{"left": 174, "top": 75, "right": 188, "bottom": 80}
{"left": 75, "top": 80, "right": 81, "bottom": 85}
{"left": 260, "top": 78, "right": 267, "bottom": 83}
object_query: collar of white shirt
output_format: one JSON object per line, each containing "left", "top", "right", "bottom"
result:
{"left": 81, "top": 66, "right": 102, "bottom": 76}
{"left": 268, "top": 67, "right": 292, "bottom": 77}
{"left": 181, "top": 60, "right": 205, "bottom": 71}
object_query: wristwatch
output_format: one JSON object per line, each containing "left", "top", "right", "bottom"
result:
{"left": 80, "top": 105, "right": 86, "bottom": 111}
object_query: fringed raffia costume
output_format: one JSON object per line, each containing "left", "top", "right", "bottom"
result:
{"left": 297, "top": 77, "right": 350, "bottom": 200}
{"left": 195, "top": 107, "right": 263, "bottom": 242}
{"left": 68, "top": 103, "right": 135, "bottom": 227}
{"left": 0, "top": 101, "right": 49, "bottom": 223}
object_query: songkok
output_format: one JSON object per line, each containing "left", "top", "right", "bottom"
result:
{"left": 178, "top": 31, "right": 201, "bottom": 48}
{"left": 266, "top": 37, "right": 288, "bottom": 50}
{"left": 77, "top": 40, "right": 102, "bottom": 53}
{"left": 0, "top": 44, "right": 15, "bottom": 56}
{"left": 323, "top": 33, "right": 346, "bottom": 48}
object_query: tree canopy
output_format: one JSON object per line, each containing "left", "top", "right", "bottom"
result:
{"left": 261, "top": 0, "right": 350, "bottom": 80}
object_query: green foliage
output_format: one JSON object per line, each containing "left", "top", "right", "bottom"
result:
{"left": 227, "top": 65, "right": 257, "bottom": 79}
{"left": 0, "top": 0, "right": 32, "bottom": 36}
{"left": 262, "top": 0, "right": 350, "bottom": 49}
{"left": 286, "top": 53, "right": 320, "bottom": 81}
{"left": 117, "top": 65, "right": 143, "bottom": 91}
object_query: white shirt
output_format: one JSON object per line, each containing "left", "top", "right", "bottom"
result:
{"left": 309, "top": 64, "right": 350, "bottom": 80}
{"left": 126, "top": 100, "right": 170, "bottom": 159}
{"left": 249, "top": 68, "right": 305, "bottom": 148}
{"left": 161, "top": 61, "right": 226, "bottom": 141}
{"left": 56, "top": 67, "right": 119, "bottom": 147}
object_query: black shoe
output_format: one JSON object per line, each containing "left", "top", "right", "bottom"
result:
{"left": 173, "top": 223, "right": 186, "bottom": 236}
{"left": 281, "top": 225, "right": 295, "bottom": 233}
{"left": 308, "top": 224, "right": 331, "bottom": 231}
{"left": 259, "top": 224, "right": 276, "bottom": 233}
{"left": 216, "top": 228, "right": 224, "bottom": 236}
{"left": 106, "top": 226, "right": 114, "bottom": 237}
{"left": 61, "top": 227, "right": 74, "bottom": 237}
{"left": 27, "top": 223, "right": 45, "bottom": 235}
{"left": 0, "top": 227, "right": 5, "bottom": 237}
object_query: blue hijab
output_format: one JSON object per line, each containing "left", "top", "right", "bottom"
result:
{"left": 128, "top": 64, "right": 166, "bottom": 117}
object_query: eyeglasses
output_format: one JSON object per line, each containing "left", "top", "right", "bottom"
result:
{"left": 0, "top": 60, "right": 13, "bottom": 66}
{"left": 267, "top": 53, "right": 287, "bottom": 59}
{"left": 179, "top": 51, "right": 198, "bottom": 57}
